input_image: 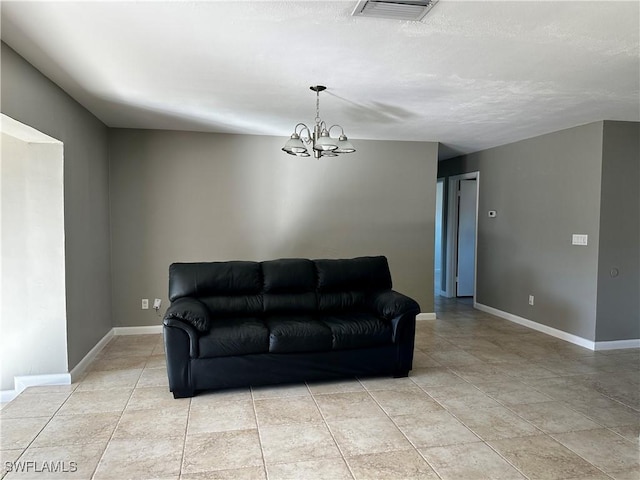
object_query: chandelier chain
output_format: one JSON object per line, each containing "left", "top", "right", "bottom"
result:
{"left": 315, "top": 90, "right": 322, "bottom": 125}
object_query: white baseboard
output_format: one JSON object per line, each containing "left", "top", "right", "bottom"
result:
{"left": 112, "top": 325, "right": 163, "bottom": 335}
{"left": 69, "top": 328, "right": 114, "bottom": 382}
{"left": 15, "top": 373, "right": 71, "bottom": 390}
{"left": 475, "top": 302, "right": 640, "bottom": 351}
{"left": 417, "top": 312, "right": 437, "bottom": 321}
{"left": 474, "top": 302, "right": 596, "bottom": 350}
{"left": 594, "top": 339, "right": 640, "bottom": 351}
{"left": 2, "top": 326, "right": 162, "bottom": 404}
{"left": 70, "top": 326, "right": 161, "bottom": 380}
{"left": 0, "top": 390, "right": 17, "bottom": 403}
{"left": 1, "top": 373, "right": 71, "bottom": 403}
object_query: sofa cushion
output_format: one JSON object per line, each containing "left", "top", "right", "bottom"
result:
{"left": 265, "top": 315, "right": 333, "bottom": 353}
{"left": 263, "top": 292, "right": 317, "bottom": 313}
{"left": 262, "top": 258, "right": 316, "bottom": 293}
{"left": 199, "top": 317, "right": 269, "bottom": 358}
{"left": 320, "top": 313, "right": 392, "bottom": 350}
{"left": 201, "top": 295, "right": 263, "bottom": 317}
{"left": 169, "top": 261, "right": 262, "bottom": 301}
{"left": 262, "top": 259, "right": 318, "bottom": 313}
{"left": 317, "top": 291, "right": 367, "bottom": 312}
{"left": 315, "top": 256, "right": 392, "bottom": 293}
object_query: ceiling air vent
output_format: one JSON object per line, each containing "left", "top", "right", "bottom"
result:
{"left": 352, "top": 0, "right": 439, "bottom": 22}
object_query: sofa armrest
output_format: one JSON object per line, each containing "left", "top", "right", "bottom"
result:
{"left": 163, "top": 317, "right": 200, "bottom": 358}
{"left": 368, "top": 290, "right": 419, "bottom": 346}
{"left": 163, "top": 319, "right": 197, "bottom": 397}
{"left": 369, "top": 290, "right": 420, "bottom": 321}
{"left": 164, "top": 297, "right": 212, "bottom": 333}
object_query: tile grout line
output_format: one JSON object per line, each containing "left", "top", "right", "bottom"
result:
{"left": 2, "top": 391, "right": 73, "bottom": 473}
{"left": 1, "top": 342, "right": 139, "bottom": 476}
{"left": 515, "top": 372, "right": 640, "bottom": 413}
{"left": 424, "top": 329, "right": 640, "bottom": 421}
{"left": 495, "top": 366, "right": 635, "bottom": 466}
{"left": 415, "top": 323, "right": 632, "bottom": 479}
{"left": 406, "top": 372, "right": 542, "bottom": 480}
{"left": 177, "top": 394, "right": 193, "bottom": 479}
{"left": 362, "top": 383, "right": 447, "bottom": 480}
{"left": 545, "top": 429, "right": 619, "bottom": 479}
{"left": 480, "top": 431, "right": 616, "bottom": 480}
{"left": 430, "top": 388, "right": 541, "bottom": 480}
{"left": 89, "top": 346, "right": 147, "bottom": 480}
{"left": 603, "top": 425, "right": 640, "bottom": 445}
{"left": 487, "top": 376, "right": 637, "bottom": 437}
{"left": 307, "top": 381, "right": 358, "bottom": 480}
{"left": 413, "top": 365, "right": 601, "bottom": 477}
{"left": 251, "top": 386, "right": 271, "bottom": 480}
{"left": 11, "top": 334, "right": 123, "bottom": 479}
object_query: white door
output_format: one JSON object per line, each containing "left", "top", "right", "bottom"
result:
{"left": 456, "top": 179, "right": 477, "bottom": 297}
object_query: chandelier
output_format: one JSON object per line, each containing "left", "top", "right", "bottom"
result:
{"left": 282, "top": 85, "right": 356, "bottom": 159}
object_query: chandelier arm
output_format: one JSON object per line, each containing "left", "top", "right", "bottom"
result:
{"left": 294, "top": 123, "right": 313, "bottom": 143}
{"left": 326, "top": 124, "right": 345, "bottom": 137}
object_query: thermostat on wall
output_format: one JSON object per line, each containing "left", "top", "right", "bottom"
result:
{"left": 488, "top": 210, "right": 497, "bottom": 218}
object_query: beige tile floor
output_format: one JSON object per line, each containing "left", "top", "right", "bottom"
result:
{"left": 1, "top": 298, "right": 638, "bottom": 479}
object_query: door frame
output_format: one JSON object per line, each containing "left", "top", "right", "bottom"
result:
{"left": 445, "top": 171, "right": 480, "bottom": 299}
{"left": 434, "top": 178, "right": 446, "bottom": 297}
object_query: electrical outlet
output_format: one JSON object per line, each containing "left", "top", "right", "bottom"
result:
{"left": 141, "top": 298, "right": 149, "bottom": 310}
{"left": 153, "top": 298, "right": 162, "bottom": 310}
{"left": 528, "top": 295, "right": 534, "bottom": 306}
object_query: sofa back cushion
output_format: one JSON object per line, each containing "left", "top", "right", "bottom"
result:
{"left": 168, "top": 256, "right": 393, "bottom": 316}
{"left": 315, "top": 256, "right": 392, "bottom": 292}
{"left": 170, "top": 261, "right": 262, "bottom": 299}
{"left": 200, "top": 295, "right": 263, "bottom": 317}
{"left": 315, "top": 256, "right": 392, "bottom": 311}
{"left": 169, "top": 261, "right": 263, "bottom": 317}
{"left": 262, "top": 258, "right": 317, "bottom": 313}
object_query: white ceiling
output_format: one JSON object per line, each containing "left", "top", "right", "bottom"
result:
{"left": 2, "top": 1, "right": 638, "bottom": 159}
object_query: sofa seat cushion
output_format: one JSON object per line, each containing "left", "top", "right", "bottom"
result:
{"left": 320, "top": 313, "right": 392, "bottom": 350}
{"left": 199, "top": 317, "right": 269, "bottom": 358}
{"left": 265, "top": 315, "right": 333, "bottom": 353}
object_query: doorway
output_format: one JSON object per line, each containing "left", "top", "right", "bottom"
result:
{"left": 0, "top": 114, "right": 67, "bottom": 401}
{"left": 445, "top": 172, "right": 479, "bottom": 299}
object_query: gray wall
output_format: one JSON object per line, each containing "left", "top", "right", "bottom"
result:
{"left": 596, "top": 121, "right": 640, "bottom": 341}
{"left": 1, "top": 42, "right": 112, "bottom": 369}
{"left": 438, "top": 123, "right": 605, "bottom": 340}
{"left": 108, "top": 129, "right": 438, "bottom": 326}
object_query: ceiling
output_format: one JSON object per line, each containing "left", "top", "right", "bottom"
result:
{"left": 2, "top": 1, "right": 638, "bottom": 160}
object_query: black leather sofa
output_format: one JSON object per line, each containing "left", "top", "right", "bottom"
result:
{"left": 163, "top": 256, "right": 420, "bottom": 398}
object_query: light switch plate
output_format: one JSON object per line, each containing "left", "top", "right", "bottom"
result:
{"left": 572, "top": 234, "right": 588, "bottom": 246}
{"left": 153, "top": 298, "right": 162, "bottom": 309}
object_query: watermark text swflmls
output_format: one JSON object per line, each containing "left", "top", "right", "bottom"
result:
{"left": 4, "top": 461, "right": 78, "bottom": 474}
